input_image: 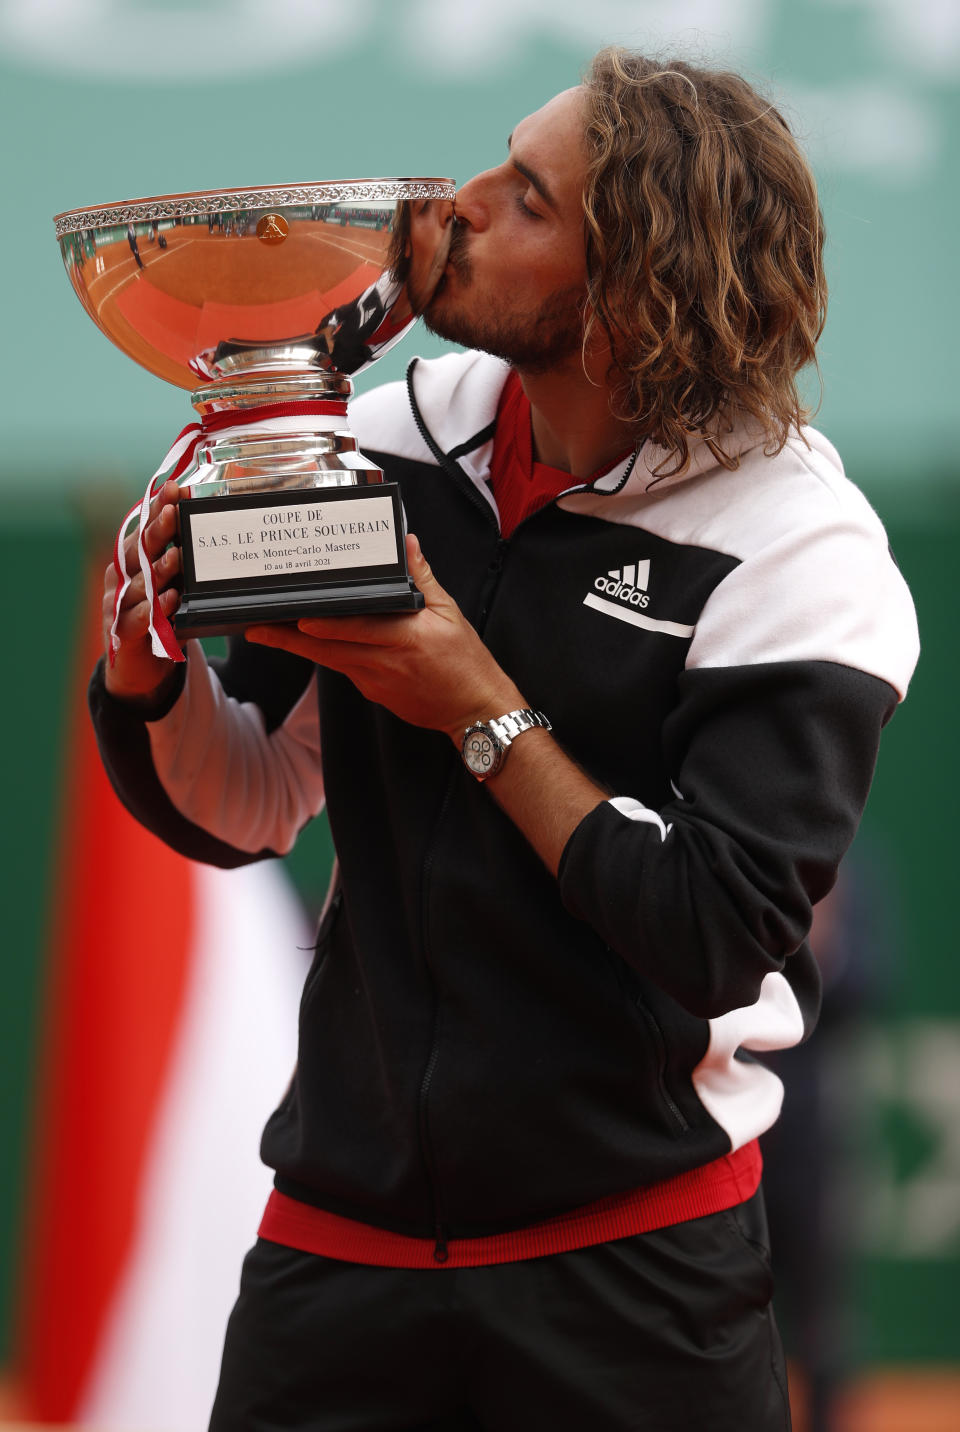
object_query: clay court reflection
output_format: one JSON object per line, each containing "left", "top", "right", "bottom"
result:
{"left": 55, "top": 184, "right": 455, "bottom": 390}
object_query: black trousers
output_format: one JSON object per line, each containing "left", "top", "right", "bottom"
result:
{"left": 209, "top": 1190, "right": 790, "bottom": 1431}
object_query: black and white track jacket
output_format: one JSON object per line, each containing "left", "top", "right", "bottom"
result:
{"left": 90, "top": 350, "right": 919, "bottom": 1241}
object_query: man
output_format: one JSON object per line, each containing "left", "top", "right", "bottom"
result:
{"left": 91, "top": 48, "right": 918, "bottom": 1431}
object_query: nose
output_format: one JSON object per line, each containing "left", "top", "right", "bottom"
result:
{"left": 453, "top": 169, "right": 493, "bottom": 231}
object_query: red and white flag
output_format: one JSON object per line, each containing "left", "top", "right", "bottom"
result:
{"left": 15, "top": 576, "right": 309, "bottom": 1429}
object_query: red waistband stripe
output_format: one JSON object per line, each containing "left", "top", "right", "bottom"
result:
{"left": 258, "top": 1140, "right": 762, "bottom": 1269}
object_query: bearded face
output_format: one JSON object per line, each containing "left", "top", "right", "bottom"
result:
{"left": 424, "top": 220, "right": 587, "bottom": 376}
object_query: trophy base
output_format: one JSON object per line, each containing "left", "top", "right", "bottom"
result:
{"left": 174, "top": 480, "right": 421, "bottom": 641}
{"left": 175, "top": 577, "right": 425, "bottom": 640}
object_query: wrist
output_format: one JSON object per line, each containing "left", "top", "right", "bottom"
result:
{"left": 444, "top": 686, "right": 527, "bottom": 747}
{"left": 103, "top": 659, "right": 185, "bottom": 716}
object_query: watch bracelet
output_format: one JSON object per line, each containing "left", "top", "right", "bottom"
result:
{"left": 488, "top": 709, "right": 552, "bottom": 744}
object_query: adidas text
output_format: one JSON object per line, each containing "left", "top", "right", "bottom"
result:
{"left": 594, "top": 576, "right": 650, "bottom": 608}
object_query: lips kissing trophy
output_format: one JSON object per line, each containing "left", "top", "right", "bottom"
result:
{"left": 54, "top": 179, "right": 456, "bottom": 660}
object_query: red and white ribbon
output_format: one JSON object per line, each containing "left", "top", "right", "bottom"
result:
{"left": 109, "top": 400, "right": 349, "bottom": 665}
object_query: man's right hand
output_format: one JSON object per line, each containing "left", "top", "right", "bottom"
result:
{"left": 102, "top": 479, "right": 184, "bottom": 706}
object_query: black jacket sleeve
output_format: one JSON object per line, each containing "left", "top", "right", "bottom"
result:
{"left": 559, "top": 659, "right": 898, "bottom": 1019}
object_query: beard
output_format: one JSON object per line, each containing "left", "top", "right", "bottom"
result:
{"left": 424, "top": 224, "right": 586, "bottom": 376}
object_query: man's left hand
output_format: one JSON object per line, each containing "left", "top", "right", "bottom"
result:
{"left": 246, "top": 534, "right": 524, "bottom": 745}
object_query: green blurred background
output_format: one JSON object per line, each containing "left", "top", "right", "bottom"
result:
{"left": 1, "top": 0, "right": 957, "bottom": 1376}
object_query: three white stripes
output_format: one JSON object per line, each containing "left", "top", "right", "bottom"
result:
{"left": 611, "top": 559, "right": 650, "bottom": 590}
{"left": 586, "top": 557, "right": 695, "bottom": 639}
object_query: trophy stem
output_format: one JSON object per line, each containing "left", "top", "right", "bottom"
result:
{"left": 190, "top": 372, "right": 353, "bottom": 415}
{"left": 184, "top": 375, "right": 381, "bottom": 499}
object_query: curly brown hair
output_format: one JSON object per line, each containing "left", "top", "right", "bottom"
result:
{"left": 582, "top": 48, "right": 826, "bottom": 476}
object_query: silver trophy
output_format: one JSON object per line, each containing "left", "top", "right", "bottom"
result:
{"left": 54, "top": 179, "right": 455, "bottom": 638}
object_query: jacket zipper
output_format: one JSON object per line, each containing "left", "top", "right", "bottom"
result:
{"left": 404, "top": 365, "right": 636, "bottom": 1251}
{"left": 493, "top": 480, "right": 687, "bottom": 1137}
{"left": 417, "top": 1037, "right": 449, "bottom": 1262}
{"left": 476, "top": 536, "right": 509, "bottom": 633}
{"left": 415, "top": 768, "right": 460, "bottom": 1262}
{"left": 413, "top": 533, "right": 515, "bottom": 1259}
{"left": 408, "top": 360, "right": 509, "bottom": 1261}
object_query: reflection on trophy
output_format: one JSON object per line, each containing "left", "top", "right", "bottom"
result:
{"left": 54, "top": 180, "right": 456, "bottom": 646}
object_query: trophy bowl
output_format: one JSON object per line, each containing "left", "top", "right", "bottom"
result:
{"left": 54, "top": 178, "right": 456, "bottom": 641}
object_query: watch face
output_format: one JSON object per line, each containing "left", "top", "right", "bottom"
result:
{"left": 463, "top": 726, "right": 502, "bottom": 779}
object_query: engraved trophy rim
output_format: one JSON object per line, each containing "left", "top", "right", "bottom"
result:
{"left": 53, "top": 177, "right": 457, "bottom": 238}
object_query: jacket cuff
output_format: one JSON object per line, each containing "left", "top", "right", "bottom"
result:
{"left": 559, "top": 798, "right": 629, "bottom": 924}
{"left": 89, "top": 655, "right": 187, "bottom": 726}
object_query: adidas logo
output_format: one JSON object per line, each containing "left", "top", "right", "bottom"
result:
{"left": 593, "top": 559, "right": 651, "bottom": 609}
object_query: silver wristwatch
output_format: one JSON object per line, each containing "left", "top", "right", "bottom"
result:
{"left": 461, "top": 709, "right": 552, "bottom": 781}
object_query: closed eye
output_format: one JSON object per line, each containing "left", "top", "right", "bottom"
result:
{"left": 508, "top": 151, "right": 558, "bottom": 212}
{"left": 514, "top": 191, "right": 542, "bottom": 219}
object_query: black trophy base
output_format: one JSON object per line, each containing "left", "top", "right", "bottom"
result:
{"left": 174, "top": 577, "right": 425, "bottom": 640}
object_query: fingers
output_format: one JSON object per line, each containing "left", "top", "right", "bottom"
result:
{"left": 120, "top": 480, "right": 182, "bottom": 572}
{"left": 103, "top": 558, "right": 119, "bottom": 603}
{"left": 246, "top": 623, "right": 377, "bottom": 673}
{"left": 111, "top": 543, "right": 181, "bottom": 613}
{"left": 152, "top": 543, "right": 181, "bottom": 589}
{"left": 101, "top": 479, "right": 185, "bottom": 676}
{"left": 295, "top": 611, "right": 412, "bottom": 646}
{"left": 405, "top": 533, "right": 447, "bottom": 607}
{"left": 103, "top": 522, "right": 182, "bottom": 669}
{"left": 268, "top": 534, "right": 451, "bottom": 649}
{"left": 109, "top": 584, "right": 181, "bottom": 646}
{"left": 152, "top": 478, "right": 183, "bottom": 514}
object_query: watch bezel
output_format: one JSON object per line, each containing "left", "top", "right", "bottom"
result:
{"left": 461, "top": 721, "right": 506, "bottom": 781}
